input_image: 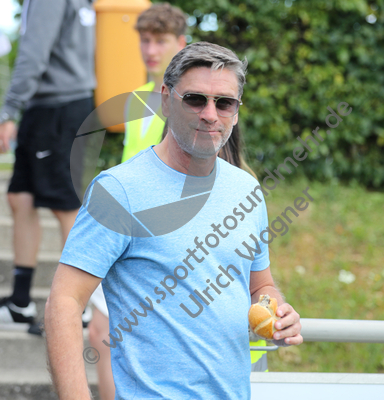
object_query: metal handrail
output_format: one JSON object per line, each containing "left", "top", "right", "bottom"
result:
{"left": 249, "top": 345, "right": 279, "bottom": 351}
{"left": 250, "top": 372, "right": 384, "bottom": 384}
{"left": 300, "top": 318, "right": 384, "bottom": 343}
{"left": 249, "top": 318, "right": 384, "bottom": 348}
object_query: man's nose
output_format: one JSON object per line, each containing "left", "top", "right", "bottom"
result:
{"left": 199, "top": 98, "right": 218, "bottom": 123}
{"left": 146, "top": 41, "right": 157, "bottom": 55}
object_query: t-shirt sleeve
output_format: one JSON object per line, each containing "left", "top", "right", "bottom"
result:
{"left": 60, "top": 172, "right": 133, "bottom": 278}
{"left": 250, "top": 186, "right": 270, "bottom": 272}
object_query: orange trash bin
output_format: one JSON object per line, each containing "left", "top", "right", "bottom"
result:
{"left": 94, "top": 0, "right": 151, "bottom": 132}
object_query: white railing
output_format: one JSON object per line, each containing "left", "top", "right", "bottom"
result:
{"left": 250, "top": 318, "right": 384, "bottom": 349}
{"left": 249, "top": 318, "right": 384, "bottom": 399}
{"left": 299, "top": 318, "right": 384, "bottom": 343}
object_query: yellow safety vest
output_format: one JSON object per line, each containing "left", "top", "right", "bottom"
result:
{"left": 122, "top": 81, "right": 165, "bottom": 163}
{"left": 250, "top": 340, "right": 268, "bottom": 372}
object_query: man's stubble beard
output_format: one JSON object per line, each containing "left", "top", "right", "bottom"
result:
{"left": 169, "top": 117, "right": 233, "bottom": 160}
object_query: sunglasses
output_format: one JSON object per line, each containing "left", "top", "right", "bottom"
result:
{"left": 171, "top": 87, "right": 242, "bottom": 117}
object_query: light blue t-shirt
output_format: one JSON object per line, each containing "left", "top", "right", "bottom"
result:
{"left": 61, "top": 146, "right": 270, "bottom": 400}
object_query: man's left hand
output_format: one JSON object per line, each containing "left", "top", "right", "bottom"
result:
{"left": 272, "top": 303, "right": 303, "bottom": 346}
{"left": 0, "top": 121, "right": 17, "bottom": 153}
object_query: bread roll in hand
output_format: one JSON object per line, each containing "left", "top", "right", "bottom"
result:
{"left": 249, "top": 294, "right": 280, "bottom": 340}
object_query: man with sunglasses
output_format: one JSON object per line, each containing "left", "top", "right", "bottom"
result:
{"left": 45, "top": 42, "right": 302, "bottom": 400}
{"left": 87, "top": 5, "right": 186, "bottom": 399}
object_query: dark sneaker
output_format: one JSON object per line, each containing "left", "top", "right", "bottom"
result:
{"left": 0, "top": 297, "right": 37, "bottom": 324}
{"left": 28, "top": 320, "right": 45, "bottom": 336}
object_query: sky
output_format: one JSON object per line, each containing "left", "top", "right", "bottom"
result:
{"left": 0, "top": 0, "right": 20, "bottom": 36}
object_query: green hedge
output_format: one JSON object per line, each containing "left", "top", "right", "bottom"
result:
{"left": 6, "top": 1, "right": 384, "bottom": 188}
{"left": 163, "top": 0, "right": 384, "bottom": 188}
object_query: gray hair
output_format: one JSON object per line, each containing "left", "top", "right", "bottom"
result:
{"left": 163, "top": 42, "right": 247, "bottom": 97}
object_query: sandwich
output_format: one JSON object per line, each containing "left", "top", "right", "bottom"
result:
{"left": 248, "top": 294, "right": 280, "bottom": 340}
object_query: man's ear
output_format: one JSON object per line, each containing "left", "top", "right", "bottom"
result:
{"left": 161, "top": 84, "right": 171, "bottom": 118}
{"left": 233, "top": 111, "right": 239, "bottom": 126}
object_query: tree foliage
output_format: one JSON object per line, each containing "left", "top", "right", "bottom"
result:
{"left": 6, "top": 0, "right": 384, "bottom": 187}
{"left": 162, "top": 0, "right": 384, "bottom": 188}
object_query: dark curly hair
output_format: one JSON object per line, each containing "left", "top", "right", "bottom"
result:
{"left": 135, "top": 3, "right": 187, "bottom": 37}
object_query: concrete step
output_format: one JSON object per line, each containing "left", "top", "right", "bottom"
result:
{"left": 0, "top": 285, "right": 99, "bottom": 398}
{"left": 0, "top": 253, "right": 60, "bottom": 288}
{"left": 0, "top": 381, "right": 99, "bottom": 400}
{"left": 0, "top": 216, "right": 62, "bottom": 253}
{"left": 0, "top": 181, "right": 8, "bottom": 195}
{"left": 0, "top": 170, "right": 12, "bottom": 181}
{"left": 0, "top": 171, "right": 12, "bottom": 194}
{"left": 0, "top": 330, "right": 97, "bottom": 370}
{"left": 0, "top": 180, "right": 10, "bottom": 217}
{"left": 0, "top": 155, "right": 14, "bottom": 165}
{"left": 0, "top": 331, "right": 100, "bottom": 400}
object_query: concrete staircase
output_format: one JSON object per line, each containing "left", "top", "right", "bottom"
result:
{"left": 0, "top": 168, "right": 100, "bottom": 399}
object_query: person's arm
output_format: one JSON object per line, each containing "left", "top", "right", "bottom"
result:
{"left": 0, "top": 0, "right": 66, "bottom": 124}
{"left": 0, "top": 121, "right": 17, "bottom": 153}
{"left": 45, "top": 263, "right": 102, "bottom": 400}
{"left": 0, "top": 0, "right": 66, "bottom": 152}
{"left": 250, "top": 267, "right": 303, "bottom": 345}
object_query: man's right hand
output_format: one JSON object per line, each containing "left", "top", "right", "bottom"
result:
{"left": 0, "top": 121, "right": 17, "bottom": 153}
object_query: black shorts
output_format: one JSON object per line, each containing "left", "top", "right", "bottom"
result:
{"left": 8, "top": 97, "right": 93, "bottom": 210}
